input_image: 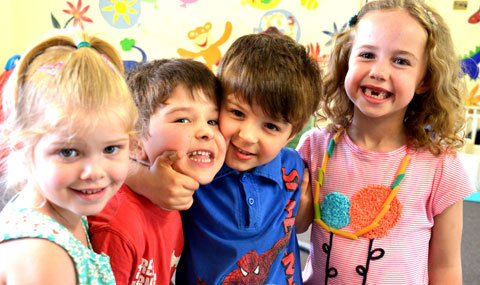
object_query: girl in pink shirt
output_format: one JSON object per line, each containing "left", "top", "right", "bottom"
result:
{"left": 296, "top": 0, "right": 474, "bottom": 284}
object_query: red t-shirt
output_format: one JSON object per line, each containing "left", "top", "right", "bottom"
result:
{"left": 88, "top": 184, "right": 183, "bottom": 284}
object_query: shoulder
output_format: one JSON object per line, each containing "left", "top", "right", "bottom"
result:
{"left": 296, "top": 126, "right": 332, "bottom": 161}
{"left": 0, "top": 238, "right": 76, "bottom": 284}
{"left": 89, "top": 187, "right": 147, "bottom": 240}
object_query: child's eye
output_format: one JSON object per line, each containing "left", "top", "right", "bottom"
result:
{"left": 175, "top": 118, "right": 190, "bottom": 124}
{"left": 104, "top": 145, "right": 119, "bottom": 154}
{"left": 265, "top": 123, "right": 279, "bottom": 132}
{"left": 393, "top": 58, "right": 410, "bottom": 66}
{"left": 231, "top": 110, "right": 244, "bottom": 118}
{"left": 59, "top": 149, "right": 78, "bottom": 158}
{"left": 208, "top": 120, "right": 219, "bottom": 126}
{"left": 359, "top": 52, "right": 374, "bottom": 59}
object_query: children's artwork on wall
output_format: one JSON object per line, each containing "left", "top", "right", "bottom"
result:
{"left": 141, "top": 0, "right": 158, "bottom": 9}
{"left": 51, "top": 0, "right": 93, "bottom": 30}
{"left": 180, "top": 0, "right": 199, "bottom": 8}
{"left": 242, "top": 0, "right": 282, "bottom": 10}
{"left": 466, "top": 84, "right": 480, "bottom": 106}
{"left": 177, "top": 21, "right": 233, "bottom": 70}
{"left": 99, "top": 0, "right": 141, "bottom": 29}
{"left": 322, "top": 22, "right": 347, "bottom": 46}
{"left": 308, "top": 42, "right": 329, "bottom": 72}
{"left": 469, "top": 5, "right": 480, "bottom": 23}
{"left": 460, "top": 46, "right": 480, "bottom": 80}
{"left": 120, "top": 38, "right": 147, "bottom": 70}
{"left": 255, "top": 10, "right": 301, "bottom": 41}
{"left": 300, "top": 0, "right": 319, "bottom": 11}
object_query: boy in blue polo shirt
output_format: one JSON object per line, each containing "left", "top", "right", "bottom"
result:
{"left": 129, "top": 33, "right": 322, "bottom": 283}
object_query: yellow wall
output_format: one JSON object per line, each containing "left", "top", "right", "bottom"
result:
{"left": 2, "top": 0, "right": 480, "bottom": 89}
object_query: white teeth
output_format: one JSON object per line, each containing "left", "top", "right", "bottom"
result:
{"left": 364, "top": 88, "right": 389, "bottom": 99}
{"left": 80, "top": 188, "right": 103, "bottom": 194}
{"left": 189, "top": 151, "right": 213, "bottom": 163}
{"left": 238, "top": 148, "right": 251, "bottom": 155}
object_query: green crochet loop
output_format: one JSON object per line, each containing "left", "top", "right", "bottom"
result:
{"left": 317, "top": 168, "right": 324, "bottom": 186}
{"left": 314, "top": 203, "right": 321, "bottom": 219}
{"left": 390, "top": 173, "right": 405, "bottom": 189}
{"left": 327, "top": 138, "right": 335, "bottom": 157}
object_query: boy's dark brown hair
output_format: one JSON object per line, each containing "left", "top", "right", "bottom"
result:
{"left": 217, "top": 33, "right": 322, "bottom": 136}
{"left": 126, "top": 58, "right": 221, "bottom": 137}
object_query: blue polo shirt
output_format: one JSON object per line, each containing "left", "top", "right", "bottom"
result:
{"left": 176, "top": 147, "right": 304, "bottom": 284}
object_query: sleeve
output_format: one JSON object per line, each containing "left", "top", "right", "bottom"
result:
{"left": 296, "top": 130, "right": 313, "bottom": 166}
{"left": 431, "top": 153, "right": 476, "bottom": 217}
{"left": 89, "top": 227, "right": 136, "bottom": 284}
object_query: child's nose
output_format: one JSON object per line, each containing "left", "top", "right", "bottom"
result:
{"left": 369, "top": 63, "right": 388, "bottom": 81}
{"left": 238, "top": 123, "right": 258, "bottom": 144}
{"left": 196, "top": 124, "right": 215, "bottom": 140}
{"left": 80, "top": 158, "right": 106, "bottom": 180}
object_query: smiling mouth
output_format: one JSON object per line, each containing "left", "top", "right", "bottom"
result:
{"left": 362, "top": 87, "right": 391, "bottom": 99}
{"left": 188, "top": 151, "right": 214, "bottom": 163}
{"left": 75, "top": 188, "right": 105, "bottom": 194}
{"left": 236, "top": 146, "right": 254, "bottom": 156}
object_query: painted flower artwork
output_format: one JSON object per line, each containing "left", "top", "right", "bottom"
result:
{"left": 51, "top": 0, "right": 93, "bottom": 30}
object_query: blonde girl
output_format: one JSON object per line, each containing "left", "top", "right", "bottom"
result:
{"left": 297, "top": 0, "right": 474, "bottom": 284}
{"left": 0, "top": 30, "right": 137, "bottom": 284}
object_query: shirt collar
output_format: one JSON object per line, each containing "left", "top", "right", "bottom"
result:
{"left": 213, "top": 151, "right": 285, "bottom": 188}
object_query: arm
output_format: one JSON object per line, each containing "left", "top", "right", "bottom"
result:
{"left": 0, "top": 239, "right": 76, "bottom": 284}
{"left": 295, "top": 168, "right": 313, "bottom": 233}
{"left": 428, "top": 200, "right": 463, "bottom": 285}
{"left": 126, "top": 151, "right": 200, "bottom": 211}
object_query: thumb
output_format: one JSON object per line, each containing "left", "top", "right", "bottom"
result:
{"left": 152, "top": 150, "right": 182, "bottom": 167}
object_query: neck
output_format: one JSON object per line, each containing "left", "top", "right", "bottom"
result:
{"left": 23, "top": 188, "right": 88, "bottom": 246}
{"left": 347, "top": 112, "right": 408, "bottom": 152}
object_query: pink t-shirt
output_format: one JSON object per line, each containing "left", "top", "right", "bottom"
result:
{"left": 297, "top": 127, "right": 474, "bottom": 285}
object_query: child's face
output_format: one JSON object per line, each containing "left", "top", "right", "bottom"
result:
{"left": 344, "top": 9, "right": 428, "bottom": 124}
{"left": 219, "top": 94, "right": 293, "bottom": 172}
{"left": 32, "top": 115, "right": 130, "bottom": 218}
{"left": 139, "top": 85, "right": 225, "bottom": 185}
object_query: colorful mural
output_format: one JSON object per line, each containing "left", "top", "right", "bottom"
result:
{"left": 51, "top": 0, "right": 93, "bottom": 30}
{"left": 255, "top": 10, "right": 301, "bottom": 42}
{"left": 177, "top": 21, "right": 233, "bottom": 70}
{"left": 99, "top": 0, "right": 141, "bottom": 29}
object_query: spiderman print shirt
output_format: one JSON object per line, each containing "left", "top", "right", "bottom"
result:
{"left": 176, "top": 147, "right": 304, "bottom": 285}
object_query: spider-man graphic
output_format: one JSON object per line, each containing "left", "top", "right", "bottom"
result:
{"left": 221, "top": 234, "right": 290, "bottom": 284}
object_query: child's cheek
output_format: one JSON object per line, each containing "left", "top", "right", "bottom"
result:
{"left": 143, "top": 125, "right": 192, "bottom": 162}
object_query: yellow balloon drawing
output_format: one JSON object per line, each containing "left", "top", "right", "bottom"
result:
{"left": 242, "top": 0, "right": 281, "bottom": 10}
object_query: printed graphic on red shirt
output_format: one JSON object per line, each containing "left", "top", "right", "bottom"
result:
{"left": 133, "top": 258, "right": 156, "bottom": 285}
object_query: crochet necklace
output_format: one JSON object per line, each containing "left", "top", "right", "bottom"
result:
{"left": 313, "top": 129, "right": 411, "bottom": 240}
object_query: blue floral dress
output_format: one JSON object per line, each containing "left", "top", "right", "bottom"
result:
{"left": 0, "top": 195, "right": 115, "bottom": 285}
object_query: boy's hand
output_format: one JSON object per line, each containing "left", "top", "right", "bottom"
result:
{"left": 126, "top": 151, "right": 200, "bottom": 211}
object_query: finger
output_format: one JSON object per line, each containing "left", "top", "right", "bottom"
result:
{"left": 153, "top": 150, "right": 180, "bottom": 166}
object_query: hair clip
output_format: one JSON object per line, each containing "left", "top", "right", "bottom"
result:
{"left": 37, "top": 62, "right": 64, "bottom": 76}
{"left": 77, "top": 41, "right": 91, "bottom": 49}
{"left": 100, "top": 54, "right": 120, "bottom": 74}
{"left": 348, "top": 12, "right": 359, "bottom": 27}
{"left": 425, "top": 9, "right": 437, "bottom": 25}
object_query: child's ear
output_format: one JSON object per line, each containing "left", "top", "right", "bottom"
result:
{"left": 131, "top": 141, "right": 149, "bottom": 162}
{"left": 415, "top": 77, "right": 430, "bottom": 95}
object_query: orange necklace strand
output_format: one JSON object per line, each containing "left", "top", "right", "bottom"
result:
{"left": 313, "top": 130, "right": 411, "bottom": 240}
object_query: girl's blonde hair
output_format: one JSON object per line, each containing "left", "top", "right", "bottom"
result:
{"left": 1, "top": 29, "right": 138, "bottom": 192}
{"left": 321, "top": 0, "right": 466, "bottom": 155}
